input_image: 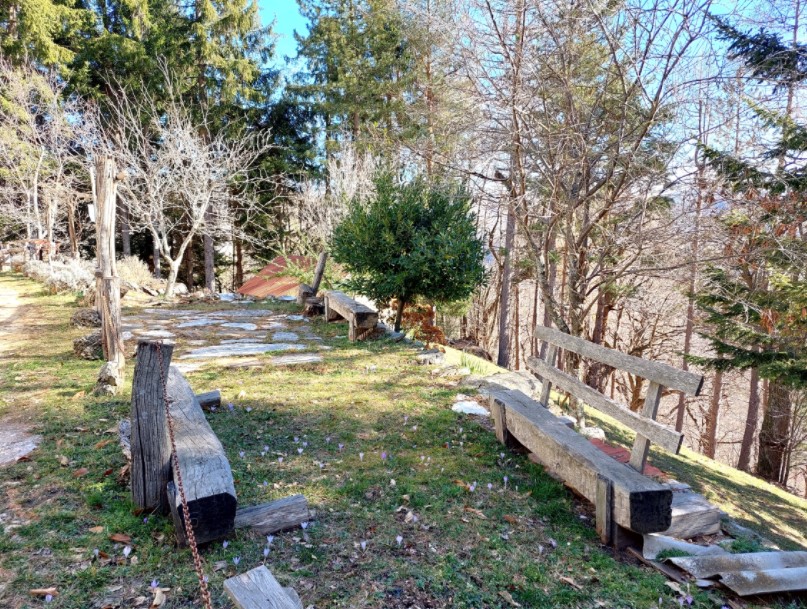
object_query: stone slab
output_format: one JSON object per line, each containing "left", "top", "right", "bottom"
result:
{"left": 272, "top": 331, "right": 299, "bottom": 342}
{"left": 0, "top": 424, "right": 41, "bottom": 467}
{"left": 270, "top": 354, "right": 323, "bottom": 366}
{"left": 180, "top": 343, "right": 307, "bottom": 359}
{"left": 221, "top": 322, "right": 259, "bottom": 331}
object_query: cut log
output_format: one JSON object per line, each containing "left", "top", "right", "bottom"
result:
{"left": 234, "top": 494, "right": 310, "bottom": 535}
{"left": 526, "top": 357, "right": 684, "bottom": 454}
{"left": 224, "top": 565, "right": 303, "bottom": 609}
{"left": 304, "top": 297, "right": 324, "bottom": 317}
{"left": 165, "top": 366, "right": 236, "bottom": 545}
{"left": 323, "top": 290, "right": 378, "bottom": 341}
{"left": 489, "top": 388, "right": 672, "bottom": 534}
{"left": 196, "top": 390, "right": 221, "bottom": 410}
{"left": 130, "top": 340, "right": 174, "bottom": 513}
{"left": 534, "top": 325, "right": 703, "bottom": 395}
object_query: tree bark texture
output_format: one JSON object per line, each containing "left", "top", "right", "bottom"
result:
{"left": 757, "top": 379, "right": 792, "bottom": 484}
{"left": 704, "top": 371, "right": 722, "bottom": 459}
{"left": 496, "top": 204, "right": 516, "bottom": 368}
{"left": 737, "top": 367, "right": 761, "bottom": 472}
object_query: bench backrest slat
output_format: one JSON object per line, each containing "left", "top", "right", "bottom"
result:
{"left": 534, "top": 325, "right": 703, "bottom": 396}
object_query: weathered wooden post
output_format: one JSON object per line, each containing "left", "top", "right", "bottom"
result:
{"left": 131, "top": 340, "right": 174, "bottom": 514}
{"left": 94, "top": 157, "right": 125, "bottom": 395}
{"left": 311, "top": 251, "right": 328, "bottom": 294}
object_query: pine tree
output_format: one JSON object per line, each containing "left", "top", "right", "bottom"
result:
{"left": 693, "top": 16, "right": 807, "bottom": 485}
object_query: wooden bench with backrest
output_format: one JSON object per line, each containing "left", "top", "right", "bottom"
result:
{"left": 323, "top": 290, "right": 379, "bottom": 341}
{"left": 488, "top": 325, "right": 703, "bottom": 545}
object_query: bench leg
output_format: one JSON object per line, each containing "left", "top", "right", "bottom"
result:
{"left": 348, "top": 318, "right": 356, "bottom": 342}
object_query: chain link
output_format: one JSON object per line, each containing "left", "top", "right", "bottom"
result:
{"left": 155, "top": 342, "right": 214, "bottom": 609}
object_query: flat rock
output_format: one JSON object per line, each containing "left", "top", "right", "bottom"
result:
{"left": 180, "top": 343, "right": 307, "bottom": 359}
{"left": 0, "top": 423, "right": 41, "bottom": 467}
{"left": 134, "top": 329, "right": 176, "bottom": 339}
{"left": 416, "top": 349, "right": 445, "bottom": 365}
{"left": 270, "top": 354, "right": 323, "bottom": 366}
{"left": 173, "top": 362, "right": 207, "bottom": 373}
{"left": 221, "top": 339, "right": 265, "bottom": 344}
{"left": 145, "top": 308, "right": 203, "bottom": 316}
{"left": 462, "top": 371, "right": 540, "bottom": 397}
{"left": 213, "top": 309, "right": 274, "bottom": 318}
{"left": 451, "top": 401, "right": 489, "bottom": 416}
{"left": 276, "top": 295, "right": 296, "bottom": 302}
{"left": 221, "top": 322, "right": 258, "bottom": 331}
{"left": 176, "top": 318, "right": 223, "bottom": 328}
{"left": 286, "top": 315, "right": 306, "bottom": 321}
{"left": 272, "top": 331, "right": 299, "bottom": 342}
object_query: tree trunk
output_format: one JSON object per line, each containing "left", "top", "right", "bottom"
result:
{"left": 153, "top": 238, "right": 161, "bottom": 279}
{"left": 66, "top": 198, "right": 78, "bottom": 259}
{"left": 165, "top": 259, "right": 182, "bottom": 299}
{"left": 496, "top": 204, "right": 516, "bottom": 368}
{"left": 394, "top": 298, "right": 406, "bottom": 333}
{"left": 235, "top": 238, "right": 244, "bottom": 287}
{"left": 704, "top": 371, "right": 722, "bottom": 459}
{"left": 94, "top": 157, "right": 124, "bottom": 386}
{"left": 737, "top": 367, "right": 761, "bottom": 472}
{"left": 204, "top": 230, "right": 215, "bottom": 292}
{"left": 120, "top": 196, "right": 131, "bottom": 257}
{"left": 513, "top": 281, "right": 520, "bottom": 370}
{"left": 185, "top": 235, "right": 195, "bottom": 291}
{"left": 757, "top": 379, "right": 792, "bottom": 484}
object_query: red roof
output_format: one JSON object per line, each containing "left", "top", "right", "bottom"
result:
{"left": 237, "top": 255, "right": 314, "bottom": 298}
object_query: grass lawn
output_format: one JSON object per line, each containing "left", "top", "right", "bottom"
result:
{"left": 0, "top": 272, "right": 805, "bottom": 609}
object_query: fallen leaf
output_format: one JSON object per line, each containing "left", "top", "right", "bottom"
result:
{"left": 109, "top": 533, "right": 131, "bottom": 544}
{"left": 664, "top": 582, "right": 682, "bottom": 594}
{"left": 95, "top": 439, "right": 113, "bottom": 449}
{"left": 72, "top": 391, "right": 86, "bottom": 400}
{"left": 89, "top": 526, "right": 104, "bottom": 533}
{"left": 503, "top": 514, "right": 519, "bottom": 525}
{"left": 97, "top": 550, "right": 110, "bottom": 559}
{"left": 498, "top": 590, "right": 521, "bottom": 607}
{"left": 74, "top": 426, "right": 88, "bottom": 432}
{"left": 559, "top": 576, "right": 582, "bottom": 590}
{"left": 29, "top": 587, "right": 58, "bottom": 597}
{"left": 151, "top": 588, "right": 166, "bottom": 607}
{"left": 463, "top": 506, "right": 487, "bottom": 519}
{"left": 103, "top": 426, "right": 118, "bottom": 435}
{"left": 73, "top": 467, "right": 89, "bottom": 478}
{"left": 58, "top": 455, "right": 69, "bottom": 466}
{"left": 15, "top": 455, "right": 31, "bottom": 463}
{"left": 213, "top": 560, "right": 228, "bottom": 572}
{"left": 102, "top": 468, "right": 114, "bottom": 477}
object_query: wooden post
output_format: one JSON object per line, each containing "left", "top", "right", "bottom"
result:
{"left": 629, "top": 381, "right": 664, "bottom": 473}
{"left": 94, "top": 157, "right": 124, "bottom": 391}
{"left": 311, "top": 251, "right": 328, "bottom": 294}
{"left": 130, "top": 340, "right": 174, "bottom": 513}
{"left": 224, "top": 566, "right": 303, "bottom": 609}
{"left": 489, "top": 395, "right": 521, "bottom": 449}
{"left": 234, "top": 494, "right": 311, "bottom": 535}
{"left": 596, "top": 474, "right": 613, "bottom": 544}
{"left": 538, "top": 343, "right": 558, "bottom": 407}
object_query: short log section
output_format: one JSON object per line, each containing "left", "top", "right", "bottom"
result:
{"left": 489, "top": 388, "right": 673, "bottom": 535}
{"left": 323, "top": 290, "right": 378, "bottom": 341}
{"left": 196, "top": 390, "right": 221, "bottom": 411}
{"left": 235, "top": 494, "right": 310, "bottom": 535}
{"left": 224, "top": 565, "right": 303, "bottom": 609}
{"left": 165, "top": 366, "right": 237, "bottom": 546}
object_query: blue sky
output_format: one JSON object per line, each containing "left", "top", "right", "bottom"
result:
{"left": 257, "top": 1, "right": 307, "bottom": 70}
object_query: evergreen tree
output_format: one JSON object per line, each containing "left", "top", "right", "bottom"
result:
{"left": 291, "top": 0, "right": 416, "bottom": 153}
{"left": 331, "top": 173, "right": 486, "bottom": 332}
{"left": 693, "top": 17, "right": 807, "bottom": 485}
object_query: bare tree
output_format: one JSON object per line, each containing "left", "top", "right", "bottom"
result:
{"left": 104, "top": 75, "right": 271, "bottom": 297}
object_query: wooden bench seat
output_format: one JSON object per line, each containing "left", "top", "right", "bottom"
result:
{"left": 323, "top": 290, "right": 378, "bottom": 341}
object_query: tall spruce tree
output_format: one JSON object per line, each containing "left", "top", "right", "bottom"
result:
{"left": 694, "top": 16, "right": 807, "bottom": 485}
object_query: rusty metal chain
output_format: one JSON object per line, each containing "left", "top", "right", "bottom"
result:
{"left": 155, "top": 342, "right": 214, "bottom": 609}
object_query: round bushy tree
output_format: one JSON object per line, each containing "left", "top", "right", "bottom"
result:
{"left": 331, "top": 174, "right": 486, "bottom": 332}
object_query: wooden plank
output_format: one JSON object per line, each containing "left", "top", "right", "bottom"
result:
{"left": 629, "top": 381, "right": 664, "bottom": 471}
{"left": 534, "top": 326, "right": 703, "bottom": 395}
{"left": 224, "top": 565, "right": 303, "bottom": 609}
{"left": 323, "top": 290, "right": 377, "bottom": 321}
{"left": 234, "top": 495, "right": 310, "bottom": 535}
{"left": 166, "top": 366, "right": 237, "bottom": 545}
{"left": 596, "top": 475, "right": 613, "bottom": 544}
{"left": 526, "top": 357, "right": 683, "bottom": 454}
{"left": 130, "top": 340, "right": 174, "bottom": 513}
{"left": 538, "top": 344, "right": 557, "bottom": 407}
{"left": 490, "top": 388, "right": 672, "bottom": 533}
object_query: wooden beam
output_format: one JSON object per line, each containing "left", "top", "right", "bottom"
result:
{"left": 629, "top": 381, "right": 664, "bottom": 471}
{"left": 234, "top": 495, "right": 310, "bottom": 535}
{"left": 526, "top": 357, "right": 683, "bottom": 454}
{"left": 224, "top": 565, "right": 303, "bottom": 609}
{"left": 534, "top": 326, "right": 703, "bottom": 395}
{"left": 490, "top": 388, "right": 672, "bottom": 534}
{"left": 323, "top": 291, "right": 378, "bottom": 342}
{"left": 166, "top": 366, "right": 237, "bottom": 545}
{"left": 538, "top": 344, "right": 557, "bottom": 407}
{"left": 130, "top": 340, "right": 174, "bottom": 513}
{"left": 311, "top": 251, "right": 328, "bottom": 294}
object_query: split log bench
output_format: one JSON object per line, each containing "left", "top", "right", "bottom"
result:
{"left": 224, "top": 565, "right": 303, "bottom": 609}
{"left": 489, "top": 325, "right": 703, "bottom": 545}
{"left": 130, "top": 340, "right": 310, "bottom": 547}
{"left": 323, "top": 290, "right": 379, "bottom": 341}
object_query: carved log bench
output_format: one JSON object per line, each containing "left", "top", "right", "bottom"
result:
{"left": 323, "top": 290, "right": 379, "bottom": 341}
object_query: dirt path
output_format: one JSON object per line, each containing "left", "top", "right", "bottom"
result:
{"left": 0, "top": 277, "right": 41, "bottom": 466}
